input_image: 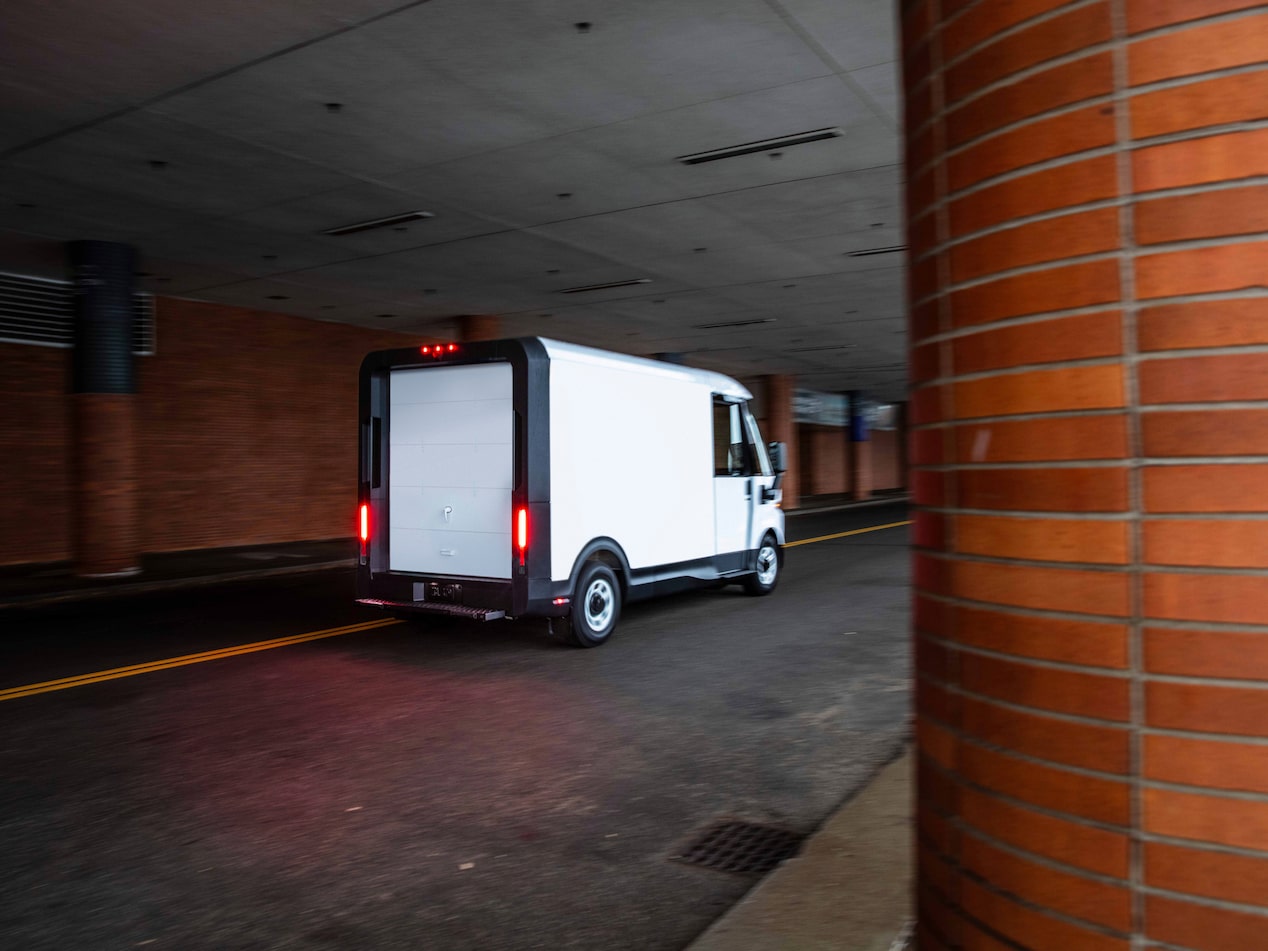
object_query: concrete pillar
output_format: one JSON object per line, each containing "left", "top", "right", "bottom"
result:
{"left": 69, "top": 240, "right": 140, "bottom": 577}
{"left": 763, "top": 374, "right": 799, "bottom": 510}
{"left": 904, "top": 2, "right": 1268, "bottom": 948}
{"left": 458, "top": 314, "right": 501, "bottom": 341}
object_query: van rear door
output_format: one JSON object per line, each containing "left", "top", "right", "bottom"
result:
{"left": 388, "top": 363, "right": 514, "bottom": 579}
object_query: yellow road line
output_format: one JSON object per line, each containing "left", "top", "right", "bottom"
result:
{"left": 0, "top": 617, "right": 402, "bottom": 702}
{"left": 784, "top": 519, "right": 912, "bottom": 548}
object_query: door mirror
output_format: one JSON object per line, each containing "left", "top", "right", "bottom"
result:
{"left": 768, "top": 441, "right": 788, "bottom": 473}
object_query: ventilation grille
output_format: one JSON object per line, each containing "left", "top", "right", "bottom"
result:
{"left": 0, "top": 271, "right": 155, "bottom": 355}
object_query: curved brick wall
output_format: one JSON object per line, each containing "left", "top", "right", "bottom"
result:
{"left": 903, "top": 1, "right": 1268, "bottom": 948}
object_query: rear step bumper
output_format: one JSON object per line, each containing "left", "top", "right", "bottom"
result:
{"left": 357, "top": 598, "right": 506, "bottom": 621}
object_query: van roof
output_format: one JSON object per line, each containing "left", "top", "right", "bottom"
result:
{"left": 538, "top": 337, "right": 752, "bottom": 401}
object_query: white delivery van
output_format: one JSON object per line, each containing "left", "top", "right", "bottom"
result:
{"left": 356, "top": 337, "right": 787, "bottom": 647}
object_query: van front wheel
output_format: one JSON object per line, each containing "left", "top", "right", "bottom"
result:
{"left": 742, "top": 535, "right": 781, "bottom": 596}
{"left": 568, "top": 562, "right": 621, "bottom": 647}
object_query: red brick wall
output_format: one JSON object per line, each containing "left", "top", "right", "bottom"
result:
{"left": 801, "top": 425, "right": 848, "bottom": 496}
{"left": 870, "top": 429, "right": 902, "bottom": 491}
{"left": 906, "top": 1, "right": 1268, "bottom": 948}
{"left": 136, "top": 298, "right": 418, "bottom": 552}
{"left": 0, "top": 299, "right": 420, "bottom": 565}
{"left": 0, "top": 343, "right": 71, "bottom": 565}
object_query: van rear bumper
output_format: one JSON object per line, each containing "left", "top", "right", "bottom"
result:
{"left": 357, "top": 598, "right": 507, "bottom": 621}
{"left": 355, "top": 570, "right": 570, "bottom": 619}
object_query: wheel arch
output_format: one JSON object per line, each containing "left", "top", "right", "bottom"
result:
{"left": 566, "top": 537, "right": 632, "bottom": 598}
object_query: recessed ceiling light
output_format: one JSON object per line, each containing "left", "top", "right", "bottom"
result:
{"left": 693, "top": 317, "right": 776, "bottom": 330}
{"left": 847, "top": 246, "right": 907, "bottom": 257}
{"left": 321, "top": 211, "right": 434, "bottom": 236}
{"left": 559, "top": 278, "right": 651, "bottom": 294}
{"left": 676, "top": 128, "right": 844, "bottom": 165}
{"left": 787, "top": 344, "right": 858, "bottom": 352}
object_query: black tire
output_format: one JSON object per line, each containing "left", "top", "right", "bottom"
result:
{"left": 742, "top": 533, "right": 781, "bottom": 596}
{"left": 567, "top": 561, "right": 621, "bottom": 647}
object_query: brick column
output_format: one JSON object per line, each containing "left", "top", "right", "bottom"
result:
{"left": 763, "top": 374, "right": 799, "bottom": 510}
{"left": 458, "top": 314, "right": 501, "bottom": 341}
{"left": 69, "top": 241, "right": 140, "bottom": 577}
{"left": 905, "top": 2, "right": 1268, "bottom": 949}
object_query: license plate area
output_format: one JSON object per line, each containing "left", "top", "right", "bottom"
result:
{"left": 413, "top": 581, "right": 462, "bottom": 604}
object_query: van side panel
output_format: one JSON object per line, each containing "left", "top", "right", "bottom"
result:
{"left": 548, "top": 354, "right": 714, "bottom": 581}
{"left": 388, "top": 363, "right": 514, "bottom": 579}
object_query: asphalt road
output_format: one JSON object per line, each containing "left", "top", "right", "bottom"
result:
{"left": 0, "top": 502, "right": 911, "bottom": 951}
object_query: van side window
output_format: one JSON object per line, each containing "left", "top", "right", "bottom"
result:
{"left": 713, "top": 397, "right": 754, "bottom": 476}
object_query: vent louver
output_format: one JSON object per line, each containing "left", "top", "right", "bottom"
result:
{"left": 0, "top": 271, "right": 155, "bottom": 355}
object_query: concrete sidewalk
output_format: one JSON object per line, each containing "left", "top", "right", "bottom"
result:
{"left": 0, "top": 537, "right": 357, "bottom": 610}
{"left": 687, "top": 750, "right": 914, "bottom": 951}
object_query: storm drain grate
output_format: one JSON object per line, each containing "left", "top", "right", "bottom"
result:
{"left": 673, "top": 819, "right": 806, "bottom": 876}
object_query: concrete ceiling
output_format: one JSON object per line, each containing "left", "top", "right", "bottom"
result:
{"left": 0, "top": 0, "right": 906, "bottom": 398}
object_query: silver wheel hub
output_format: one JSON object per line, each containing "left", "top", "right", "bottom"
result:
{"left": 584, "top": 578, "right": 614, "bottom": 631}
{"left": 756, "top": 544, "right": 778, "bottom": 586}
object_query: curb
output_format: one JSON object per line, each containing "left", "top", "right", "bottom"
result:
{"left": 0, "top": 559, "right": 356, "bottom": 611}
{"left": 686, "top": 744, "right": 914, "bottom": 951}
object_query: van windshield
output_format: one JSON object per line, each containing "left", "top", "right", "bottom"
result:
{"left": 744, "top": 409, "right": 772, "bottom": 476}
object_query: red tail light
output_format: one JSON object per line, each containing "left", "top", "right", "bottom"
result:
{"left": 516, "top": 507, "right": 528, "bottom": 565}
{"left": 360, "top": 504, "right": 369, "bottom": 542}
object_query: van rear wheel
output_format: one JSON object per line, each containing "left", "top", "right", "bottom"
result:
{"left": 567, "top": 562, "right": 621, "bottom": 647}
{"left": 742, "top": 534, "right": 781, "bottom": 596}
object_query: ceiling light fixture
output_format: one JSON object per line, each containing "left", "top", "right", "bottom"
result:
{"left": 321, "top": 211, "right": 434, "bottom": 236}
{"left": 847, "top": 245, "right": 907, "bottom": 257}
{"left": 693, "top": 317, "right": 776, "bottom": 330}
{"left": 559, "top": 278, "right": 651, "bottom": 294}
{"left": 676, "top": 128, "right": 843, "bottom": 165}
